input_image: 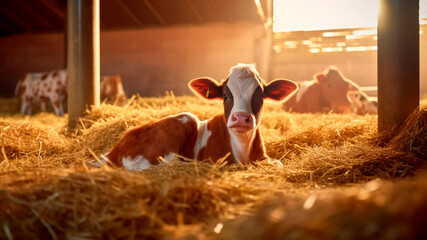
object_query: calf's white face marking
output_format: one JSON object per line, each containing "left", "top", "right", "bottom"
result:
{"left": 226, "top": 67, "right": 262, "bottom": 133}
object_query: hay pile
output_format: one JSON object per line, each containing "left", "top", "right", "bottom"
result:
{"left": 217, "top": 176, "right": 427, "bottom": 240}
{"left": 0, "top": 95, "right": 426, "bottom": 239}
{"left": 379, "top": 106, "right": 427, "bottom": 159}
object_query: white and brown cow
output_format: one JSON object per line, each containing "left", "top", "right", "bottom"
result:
{"left": 106, "top": 64, "right": 298, "bottom": 170}
{"left": 15, "top": 70, "right": 67, "bottom": 116}
{"left": 283, "top": 66, "right": 359, "bottom": 113}
{"left": 16, "top": 70, "right": 127, "bottom": 115}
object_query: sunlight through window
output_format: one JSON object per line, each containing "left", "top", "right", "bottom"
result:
{"left": 273, "top": 0, "right": 380, "bottom": 32}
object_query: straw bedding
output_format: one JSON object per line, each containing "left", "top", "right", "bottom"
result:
{"left": 0, "top": 95, "right": 426, "bottom": 239}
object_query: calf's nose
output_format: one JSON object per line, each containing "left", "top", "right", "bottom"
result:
{"left": 228, "top": 112, "right": 255, "bottom": 132}
{"left": 231, "top": 112, "right": 251, "bottom": 124}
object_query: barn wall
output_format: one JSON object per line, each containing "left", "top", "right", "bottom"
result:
{"left": 0, "top": 33, "right": 65, "bottom": 97}
{"left": 0, "top": 23, "right": 266, "bottom": 97}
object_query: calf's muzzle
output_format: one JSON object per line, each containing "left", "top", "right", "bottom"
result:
{"left": 227, "top": 112, "right": 255, "bottom": 133}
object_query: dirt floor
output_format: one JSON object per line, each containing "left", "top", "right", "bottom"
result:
{"left": 0, "top": 95, "right": 426, "bottom": 239}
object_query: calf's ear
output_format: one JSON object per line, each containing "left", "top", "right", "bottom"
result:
{"left": 188, "top": 77, "right": 223, "bottom": 99}
{"left": 264, "top": 79, "right": 298, "bottom": 102}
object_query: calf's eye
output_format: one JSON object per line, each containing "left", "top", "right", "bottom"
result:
{"left": 223, "top": 94, "right": 228, "bottom": 100}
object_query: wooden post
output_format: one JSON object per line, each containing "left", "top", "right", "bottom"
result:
{"left": 67, "top": 0, "right": 100, "bottom": 129}
{"left": 377, "top": 0, "right": 419, "bottom": 132}
{"left": 254, "top": 0, "right": 273, "bottom": 80}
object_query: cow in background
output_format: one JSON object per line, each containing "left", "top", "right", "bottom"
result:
{"left": 100, "top": 75, "right": 127, "bottom": 106}
{"left": 106, "top": 63, "right": 298, "bottom": 170}
{"left": 283, "top": 66, "right": 359, "bottom": 114}
{"left": 348, "top": 90, "right": 378, "bottom": 115}
{"left": 15, "top": 70, "right": 67, "bottom": 116}
{"left": 16, "top": 70, "right": 127, "bottom": 115}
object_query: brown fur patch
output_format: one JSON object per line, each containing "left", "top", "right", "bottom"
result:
{"left": 197, "top": 115, "right": 234, "bottom": 164}
{"left": 108, "top": 114, "right": 198, "bottom": 167}
{"left": 249, "top": 129, "right": 268, "bottom": 161}
{"left": 251, "top": 87, "right": 264, "bottom": 125}
{"left": 222, "top": 86, "right": 234, "bottom": 123}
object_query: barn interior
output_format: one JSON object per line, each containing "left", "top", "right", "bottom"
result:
{"left": 0, "top": 0, "right": 427, "bottom": 239}
{"left": 0, "top": 0, "right": 426, "bottom": 98}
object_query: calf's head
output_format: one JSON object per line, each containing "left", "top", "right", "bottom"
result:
{"left": 189, "top": 64, "right": 298, "bottom": 134}
{"left": 315, "top": 66, "right": 359, "bottom": 113}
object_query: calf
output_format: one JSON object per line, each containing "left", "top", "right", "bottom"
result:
{"left": 107, "top": 64, "right": 298, "bottom": 170}
{"left": 15, "top": 70, "right": 67, "bottom": 116}
{"left": 100, "top": 75, "right": 127, "bottom": 106}
{"left": 16, "top": 70, "right": 127, "bottom": 115}
{"left": 283, "top": 66, "right": 359, "bottom": 113}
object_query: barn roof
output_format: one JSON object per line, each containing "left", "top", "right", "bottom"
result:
{"left": 0, "top": 0, "right": 269, "bottom": 36}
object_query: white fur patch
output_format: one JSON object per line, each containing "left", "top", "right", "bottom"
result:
{"left": 164, "top": 152, "right": 175, "bottom": 162}
{"left": 175, "top": 112, "right": 198, "bottom": 124}
{"left": 227, "top": 64, "right": 262, "bottom": 115}
{"left": 122, "top": 155, "right": 152, "bottom": 170}
{"left": 193, "top": 120, "right": 212, "bottom": 159}
{"left": 178, "top": 116, "right": 190, "bottom": 124}
{"left": 295, "top": 81, "right": 316, "bottom": 103}
{"left": 228, "top": 129, "right": 254, "bottom": 164}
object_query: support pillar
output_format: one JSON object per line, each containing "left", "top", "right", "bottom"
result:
{"left": 67, "top": 0, "right": 100, "bottom": 129}
{"left": 377, "top": 0, "right": 419, "bottom": 132}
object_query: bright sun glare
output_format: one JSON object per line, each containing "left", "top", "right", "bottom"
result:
{"left": 273, "top": 0, "right": 427, "bottom": 32}
{"left": 273, "top": 0, "right": 380, "bottom": 32}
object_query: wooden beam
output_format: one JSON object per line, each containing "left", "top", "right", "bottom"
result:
{"left": 18, "top": 0, "right": 57, "bottom": 30}
{"left": 39, "top": 0, "right": 65, "bottom": 20}
{"left": 67, "top": 0, "right": 100, "bottom": 129}
{"left": 0, "top": 5, "right": 33, "bottom": 31}
{"left": 377, "top": 0, "right": 420, "bottom": 132}
{"left": 142, "top": 0, "right": 165, "bottom": 25}
{"left": 117, "top": 0, "right": 144, "bottom": 27}
{"left": 187, "top": 0, "right": 203, "bottom": 23}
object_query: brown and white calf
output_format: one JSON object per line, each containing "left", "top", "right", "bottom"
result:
{"left": 283, "top": 66, "right": 359, "bottom": 113}
{"left": 106, "top": 64, "right": 298, "bottom": 170}
{"left": 15, "top": 70, "right": 67, "bottom": 116}
{"left": 16, "top": 70, "right": 127, "bottom": 115}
